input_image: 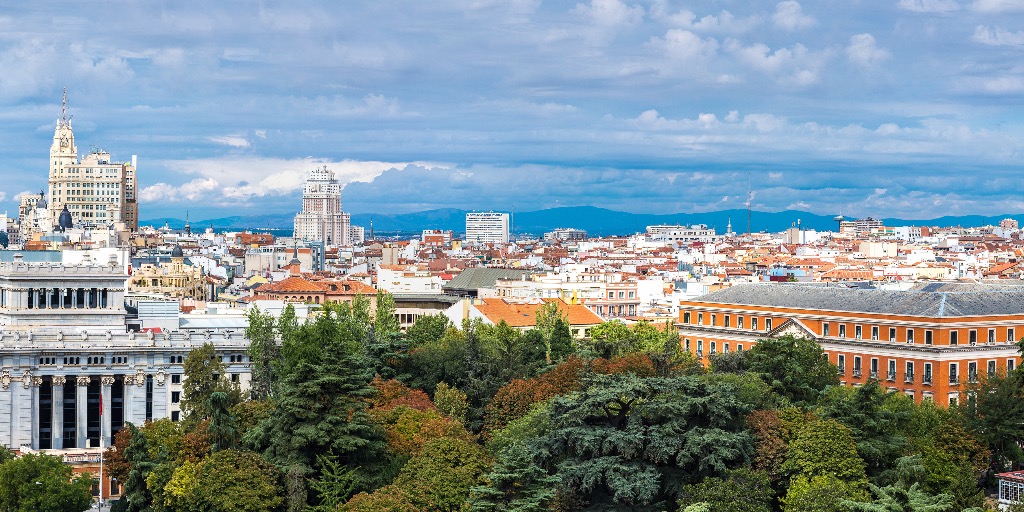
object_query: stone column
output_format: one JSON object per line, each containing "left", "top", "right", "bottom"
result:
{"left": 75, "top": 376, "right": 89, "bottom": 448}
{"left": 51, "top": 376, "right": 65, "bottom": 449}
{"left": 100, "top": 376, "right": 114, "bottom": 447}
{"left": 30, "top": 377, "right": 40, "bottom": 450}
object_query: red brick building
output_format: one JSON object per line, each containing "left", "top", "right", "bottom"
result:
{"left": 677, "top": 283, "right": 1023, "bottom": 406}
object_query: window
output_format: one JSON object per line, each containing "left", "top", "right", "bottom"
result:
{"left": 887, "top": 360, "right": 896, "bottom": 381}
{"left": 608, "top": 291, "right": 614, "bottom": 299}
{"left": 171, "top": 411, "right": 180, "bottom": 422}
{"left": 683, "top": 312, "right": 691, "bottom": 324}
{"left": 950, "top": 331, "right": 958, "bottom": 345}
{"left": 968, "top": 362, "right": 978, "bottom": 383}
{"left": 171, "top": 391, "right": 180, "bottom": 404}
{"left": 711, "top": 314, "right": 717, "bottom": 326}
{"left": 697, "top": 340, "right": 704, "bottom": 356}
{"left": 710, "top": 341, "right": 717, "bottom": 355}
{"left": 628, "top": 291, "right": 635, "bottom": 298}
{"left": 969, "top": 330, "right": 977, "bottom": 345}
{"left": 988, "top": 360, "right": 997, "bottom": 378}
{"left": 618, "top": 291, "right": 625, "bottom": 299}
{"left": 949, "top": 363, "right": 959, "bottom": 384}
{"left": 1010, "top": 359, "right": 1017, "bottom": 373}
{"left": 171, "top": 374, "right": 181, "bottom": 384}
{"left": 724, "top": 315, "right": 731, "bottom": 328}
{"left": 989, "top": 329, "right": 996, "bottom": 343}
{"left": 737, "top": 344, "right": 743, "bottom": 351}
{"left": 870, "top": 358, "right": 879, "bottom": 379}
{"left": 823, "top": 323, "right": 830, "bottom": 336}
{"left": 853, "top": 356, "right": 862, "bottom": 377}
{"left": 839, "top": 324, "right": 847, "bottom": 338}
{"left": 924, "top": 363, "right": 932, "bottom": 384}
{"left": 905, "top": 361, "right": 914, "bottom": 383}
{"left": 906, "top": 329, "right": 914, "bottom": 343}
{"left": 723, "top": 343, "right": 730, "bottom": 353}
{"left": 698, "top": 313, "right": 704, "bottom": 325}
{"left": 1009, "top": 328, "right": 1016, "bottom": 342}
{"left": 837, "top": 354, "right": 846, "bottom": 375}
{"left": 889, "top": 327, "right": 896, "bottom": 342}
{"left": 765, "top": 319, "right": 772, "bottom": 331}
{"left": 871, "top": 326, "right": 879, "bottom": 340}
{"left": 855, "top": 325, "right": 863, "bottom": 339}
{"left": 925, "top": 331, "right": 932, "bottom": 345}
{"left": 751, "top": 318, "right": 758, "bottom": 331}
{"left": 737, "top": 316, "right": 744, "bottom": 329}
{"left": 685, "top": 339, "right": 691, "bottom": 352}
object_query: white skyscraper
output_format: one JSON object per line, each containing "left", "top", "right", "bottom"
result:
{"left": 293, "top": 165, "right": 351, "bottom": 245}
{"left": 465, "top": 212, "right": 510, "bottom": 244}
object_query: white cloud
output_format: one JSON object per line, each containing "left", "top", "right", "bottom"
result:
{"left": 896, "top": 0, "right": 960, "bottom": 12}
{"left": 971, "top": 0, "right": 1024, "bottom": 12}
{"left": 573, "top": 0, "right": 644, "bottom": 26}
{"left": 650, "top": 29, "right": 720, "bottom": 61}
{"left": 972, "top": 25, "right": 1024, "bottom": 46}
{"left": 139, "top": 178, "right": 219, "bottom": 203}
{"left": 11, "top": 191, "right": 32, "bottom": 201}
{"left": 772, "top": 1, "right": 816, "bottom": 31}
{"left": 847, "top": 34, "right": 891, "bottom": 66}
{"left": 208, "top": 135, "right": 250, "bottom": 148}
{"left": 725, "top": 39, "right": 828, "bottom": 86}
{"left": 659, "top": 9, "right": 760, "bottom": 34}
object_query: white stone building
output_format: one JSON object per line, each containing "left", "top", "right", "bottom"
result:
{"left": 465, "top": 212, "right": 509, "bottom": 245}
{"left": 293, "top": 166, "right": 351, "bottom": 246}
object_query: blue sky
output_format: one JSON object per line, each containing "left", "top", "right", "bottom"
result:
{"left": 2, "top": 0, "right": 1024, "bottom": 221}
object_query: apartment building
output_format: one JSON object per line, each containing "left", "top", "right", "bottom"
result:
{"left": 465, "top": 212, "right": 510, "bottom": 245}
{"left": 677, "top": 283, "right": 1023, "bottom": 406}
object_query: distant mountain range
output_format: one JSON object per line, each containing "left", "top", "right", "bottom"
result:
{"left": 142, "top": 206, "right": 1024, "bottom": 237}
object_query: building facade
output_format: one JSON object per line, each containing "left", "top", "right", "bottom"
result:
{"left": 677, "top": 283, "right": 1022, "bottom": 406}
{"left": 46, "top": 91, "right": 138, "bottom": 231}
{"left": 293, "top": 166, "right": 351, "bottom": 246}
{"left": 0, "top": 253, "right": 250, "bottom": 454}
{"left": 465, "top": 212, "right": 509, "bottom": 245}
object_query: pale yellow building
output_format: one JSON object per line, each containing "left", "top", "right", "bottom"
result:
{"left": 128, "top": 249, "right": 209, "bottom": 300}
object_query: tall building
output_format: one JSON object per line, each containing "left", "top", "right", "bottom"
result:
{"left": 293, "top": 165, "right": 350, "bottom": 246}
{"left": 465, "top": 212, "right": 509, "bottom": 245}
{"left": 46, "top": 90, "right": 138, "bottom": 231}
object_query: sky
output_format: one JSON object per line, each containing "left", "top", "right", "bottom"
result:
{"left": 2, "top": 0, "right": 1024, "bottom": 221}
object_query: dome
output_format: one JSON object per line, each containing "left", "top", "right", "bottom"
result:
{"left": 171, "top": 245, "right": 184, "bottom": 258}
{"left": 58, "top": 205, "right": 73, "bottom": 230}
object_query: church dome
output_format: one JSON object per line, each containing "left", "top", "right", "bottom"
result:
{"left": 171, "top": 244, "right": 184, "bottom": 258}
{"left": 58, "top": 205, "right": 73, "bottom": 230}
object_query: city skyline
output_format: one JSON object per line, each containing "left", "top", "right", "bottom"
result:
{"left": 1, "top": 1, "right": 1024, "bottom": 220}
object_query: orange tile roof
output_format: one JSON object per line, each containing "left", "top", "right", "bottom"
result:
{"left": 264, "top": 276, "right": 328, "bottom": 293}
{"left": 475, "top": 298, "right": 603, "bottom": 328}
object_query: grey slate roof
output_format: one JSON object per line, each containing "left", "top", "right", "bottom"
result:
{"left": 442, "top": 268, "right": 535, "bottom": 293}
{"left": 695, "top": 283, "right": 1024, "bottom": 317}
{"left": 393, "top": 293, "right": 462, "bottom": 304}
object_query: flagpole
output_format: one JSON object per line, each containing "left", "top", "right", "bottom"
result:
{"left": 99, "top": 391, "right": 104, "bottom": 510}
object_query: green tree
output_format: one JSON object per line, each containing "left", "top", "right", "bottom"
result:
{"left": 817, "top": 381, "right": 911, "bottom": 480}
{"left": 960, "top": 370, "right": 1024, "bottom": 470}
{"left": 393, "top": 436, "right": 492, "bottom": 511}
{"left": 539, "top": 373, "right": 754, "bottom": 508}
{"left": 746, "top": 335, "right": 838, "bottom": 405}
{"left": 585, "top": 321, "right": 635, "bottom": 358}
{"left": 246, "top": 306, "right": 279, "bottom": 401}
{"left": 843, "top": 483, "right": 954, "bottom": 512}
{"left": 0, "top": 453, "right": 93, "bottom": 512}
{"left": 120, "top": 423, "right": 156, "bottom": 512}
{"left": 163, "top": 449, "right": 285, "bottom": 512}
{"left": 535, "top": 302, "right": 573, "bottom": 364}
{"left": 782, "top": 418, "right": 869, "bottom": 489}
{"left": 406, "top": 313, "right": 452, "bottom": 348}
{"left": 434, "top": 382, "right": 469, "bottom": 423}
{"left": 366, "top": 291, "right": 406, "bottom": 380}
{"left": 783, "top": 474, "right": 867, "bottom": 512}
{"left": 373, "top": 290, "right": 401, "bottom": 340}
{"left": 309, "top": 453, "right": 361, "bottom": 512}
{"left": 208, "top": 391, "right": 239, "bottom": 452}
{"left": 181, "top": 342, "right": 242, "bottom": 426}
{"left": 254, "top": 308, "right": 388, "bottom": 510}
{"left": 678, "top": 467, "right": 774, "bottom": 512}
{"left": 469, "top": 441, "right": 558, "bottom": 512}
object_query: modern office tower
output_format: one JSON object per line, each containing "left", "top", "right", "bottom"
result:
{"left": 465, "top": 212, "right": 510, "bottom": 244}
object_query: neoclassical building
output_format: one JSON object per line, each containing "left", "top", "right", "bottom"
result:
{"left": 127, "top": 246, "right": 209, "bottom": 300}
{"left": 0, "top": 251, "right": 250, "bottom": 453}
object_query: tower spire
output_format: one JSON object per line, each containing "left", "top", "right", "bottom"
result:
{"left": 60, "top": 87, "right": 68, "bottom": 127}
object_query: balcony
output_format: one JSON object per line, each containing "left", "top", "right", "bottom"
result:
{"left": 869, "top": 370, "right": 879, "bottom": 379}
{"left": 886, "top": 371, "right": 896, "bottom": 382}
{"left": 838, "top": 368, "right": 845, "bottom": 376}
{"left": 904, "top": 373, "right": 914, "bottom": 384}
{"left": 923, "top": 375, "right": 932, "bottom": 385}
{"left": 968, "top": 372, "right": 978, "bottom": 384}
{"left": 853, "top": 369, "right": 863, "bottom": 378}
{"left": 950, "top": 376, "right": 960, "bottom": 385}
{"left": 696, "top": 351, "right": 704, "bottom": 359}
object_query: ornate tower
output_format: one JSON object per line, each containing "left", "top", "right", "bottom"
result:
{"left": 48, "top": 88, "right": 79, "bottom": 223}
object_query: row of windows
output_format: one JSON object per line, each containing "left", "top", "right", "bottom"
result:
{"left": 681, "top": 310, "right": 1018, "bottom": 346}
{"left": 684, "top": 338, "right": 744, "bottom": 357}
{"left": 682, "top": 311, "right": 773, "bottom": 332}
{"left": 825, "top": 324, "right": 1014, "bottom": 345}
{"left": 606, "top": 290, "right": 636, "bottom": 299}
{"left": 40, "top": 355, "right": 135, "bottom": 366}
{"left": 836, "top": 354, "right": 1016, "bottom": 385}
